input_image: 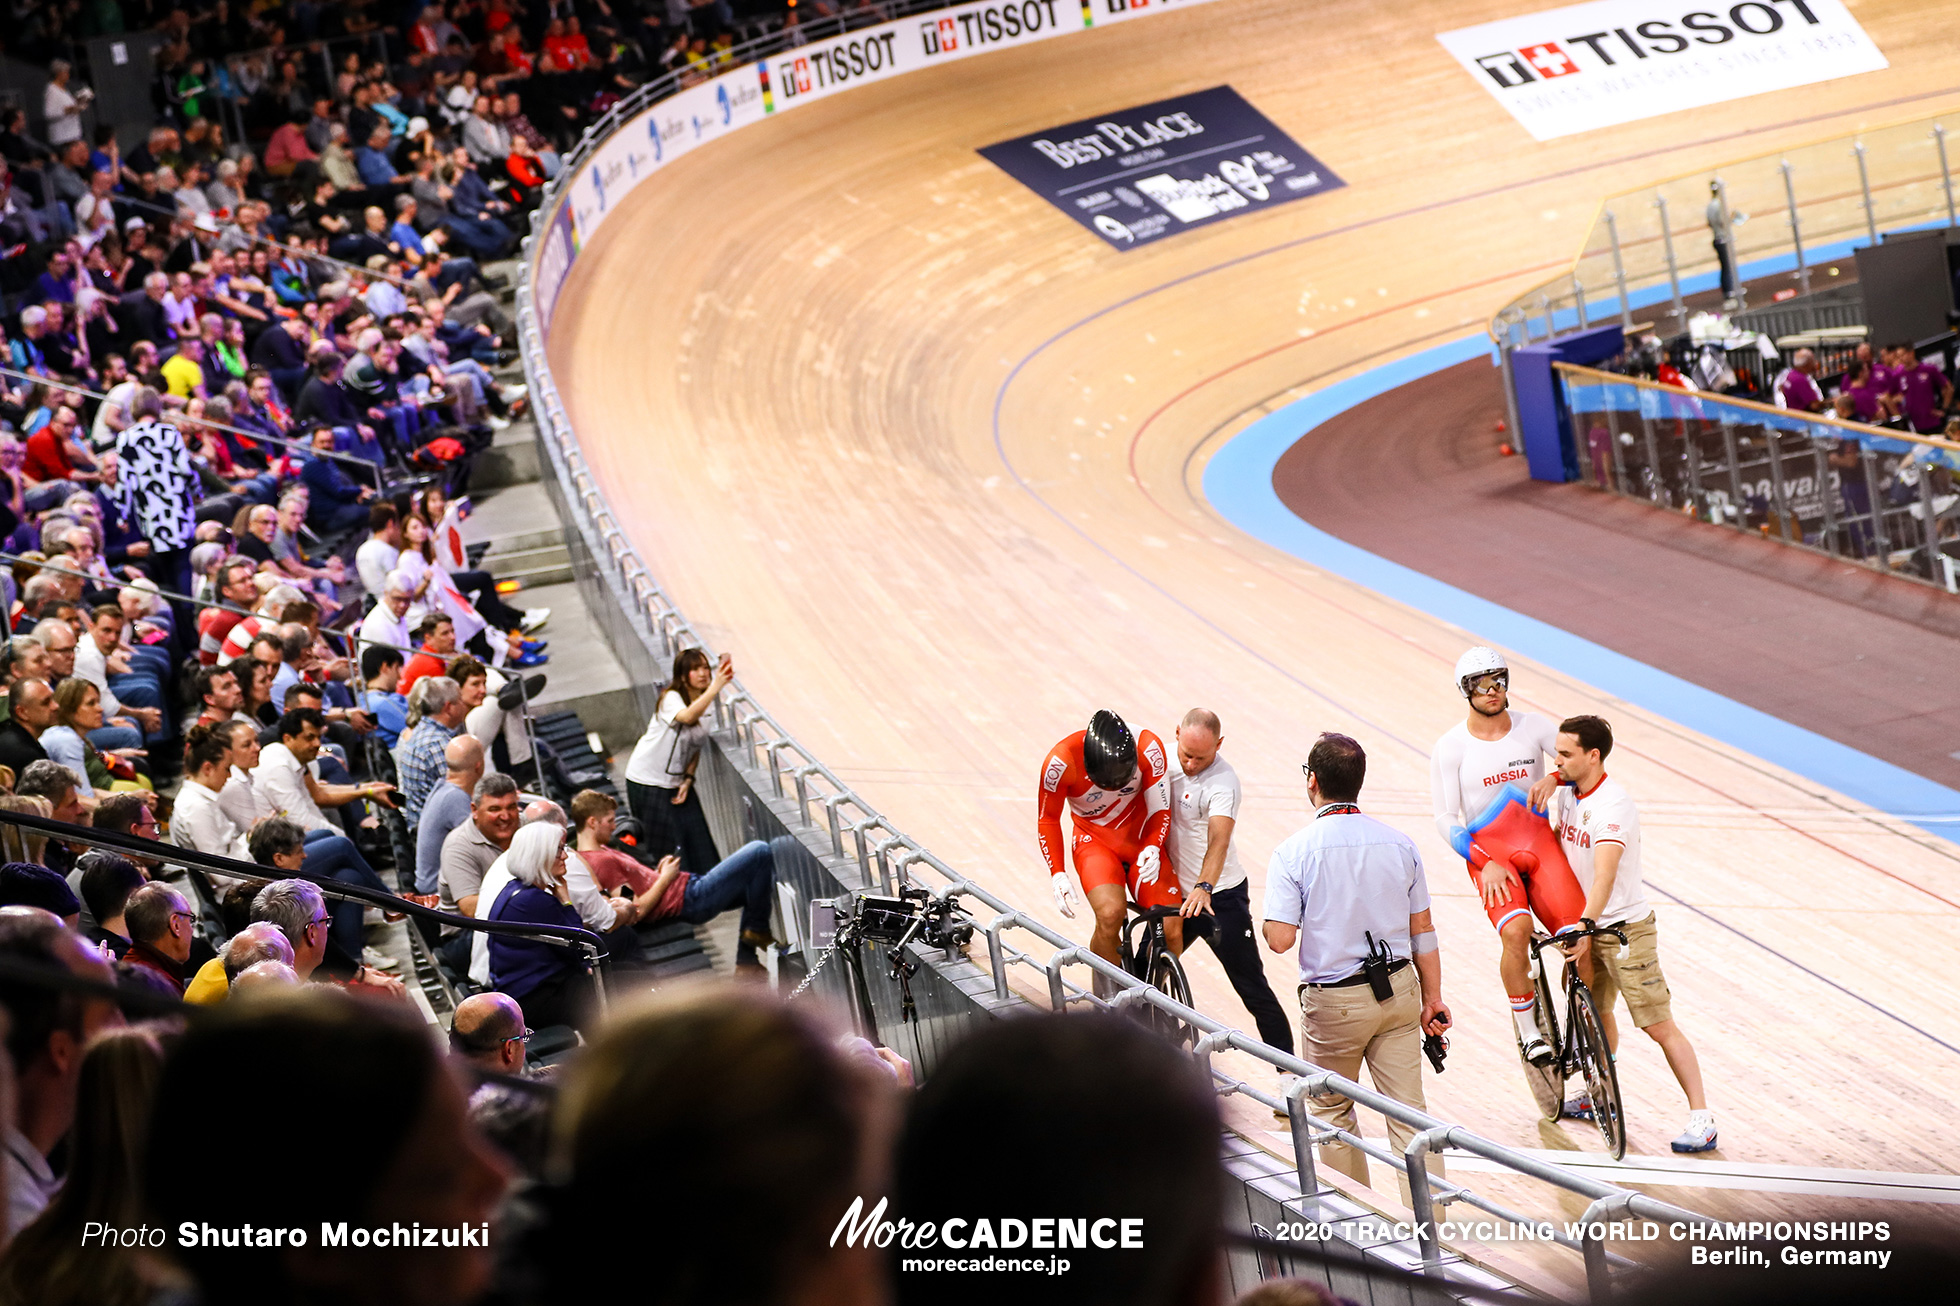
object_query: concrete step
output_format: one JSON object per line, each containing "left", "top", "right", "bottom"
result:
{"left": 471, "top": 419, "right": 540, "bottom": 489}
{"left": 482, "top": 542, "right": 573, "bottom": 588}
{"left": 502, "top": 578, "right": 644, "bottom": 753}
{"left": 474, "top": 523, "right": 563, "bottom": 553}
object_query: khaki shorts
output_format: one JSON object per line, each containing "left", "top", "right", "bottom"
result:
{"left": 1587, "top": 913, "right": 1671, "bottom": 1029}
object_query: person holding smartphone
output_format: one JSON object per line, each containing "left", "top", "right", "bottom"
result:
{"left": 623, "top": 646, "right": 733, "bottom": 877}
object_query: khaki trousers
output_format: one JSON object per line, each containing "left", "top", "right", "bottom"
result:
{"left": 1297, "top": 966, "right": 1441, "bottom": 1191}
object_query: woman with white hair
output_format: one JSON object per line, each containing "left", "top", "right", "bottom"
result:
{"left": 486, "top": 819, "right": 593, "bottom": 1030}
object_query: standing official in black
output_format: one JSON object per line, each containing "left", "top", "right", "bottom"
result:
{"left": 1167, "top": 708, "right": 1292, "bottom": 1053}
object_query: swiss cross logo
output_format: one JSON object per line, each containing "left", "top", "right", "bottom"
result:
{"left": 1519, "top": 42, "right": 1578, "bottom": 77}
{"left": 921, "top": 16, "right": 958, "bottom": 54}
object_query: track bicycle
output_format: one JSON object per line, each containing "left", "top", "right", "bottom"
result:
{"left": 1517, "top": 921, "right": 1628, "bottom": 1160}
{"left": 1121, "top": 904, "right": 1195, "bottom": 1046}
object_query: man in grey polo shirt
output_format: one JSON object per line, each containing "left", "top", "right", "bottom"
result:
{"left": 418, "top": 734, "right": 485, "bottom": 895}
{"left": 437, "top": 772, "right": 519, "bottom": 971}
{"left": 1263, "top": 733, "right": 1450, "bottom": 1189}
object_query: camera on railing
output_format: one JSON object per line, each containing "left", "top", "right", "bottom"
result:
{"left": 811, "top": 887, "right": 974, "bottom": 958}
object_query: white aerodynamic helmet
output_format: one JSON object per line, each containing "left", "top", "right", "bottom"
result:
{"left": 1454, "top": 646, "right": 1509, "bottom": 699}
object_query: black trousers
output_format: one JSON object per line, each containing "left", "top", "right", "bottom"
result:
{"left": 626, "top": 778, "right": 722, "bottom": 878}
{"left": 1182, "top": 881, "right": 1294, "bottom": 1053}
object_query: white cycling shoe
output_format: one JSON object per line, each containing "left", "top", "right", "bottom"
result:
{"left": 1520, "top": 1033, "right": 1556, "bottom": 1067}
{"left": 1671, "top": 1111, "right": 1719, "bottom": 1153}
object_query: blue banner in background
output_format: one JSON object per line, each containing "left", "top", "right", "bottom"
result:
{"left": 532, "top": 200, "right": 578, "bottom": 335}
{"left": 978, "top": 86, "right": 1343, "bottom": 251}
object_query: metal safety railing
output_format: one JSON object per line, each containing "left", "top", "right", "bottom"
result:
{"left": 509, "top": 33, "right": 1727, "bottom": 1302}
{"left": 1554, "top": 361, "right": 1960, "bottom": 590}
{"left": 1489, "top": 107, "right": 1960, "bottom": 348}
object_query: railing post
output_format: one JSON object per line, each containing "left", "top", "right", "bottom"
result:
{"left": 1919, "top": 460, "right": 1941, "bottom": 577}
{"left": 1853, "top": 141, "right": 1878, "bottom": 245}
{"left": 1810, "top": 433, "right": 1839, "bottom": 556}
{"left": 1604, "top": 209, "right": 1632, "bottom": 331}
{"left": 1682, "top": 411, "right": 1705, "bottom": 519}
{"left": 1639, "top": 406, "right": 1664, "bottom": 505}
{"left": 1860, "top": 442, "right": 1890, "bottom": 558}
{"left": 1604, "top": 397, "right": 1629, "bottom": 495}
{"left": 1937, "top": 124, "right": 1958, "bottom": 228}
{"left": 1498, "top": 342, "right": 1523, "bottom": 456}
{"left": 1284, "top": 1076, "right": 1323, "bottom": 1202}
{"left": 1573, "top": 274, "right": 1590, "bottom": 329}
{"left": 984, "top": 912, "right": 1015, "bottom": 1001}
{"left": 1780, "top": 159, "right": 1810, "bottom": 298}
{"left": 1404, "top": 1126, "right": 1455, "bottom": 1270}
{"left": 1720, "top": 416, "right": 1746, "bottom": 530}
{"left": 1656, "top": 195, "right": 1685, "bottom": 319}
{"left": 1764, "top": 426, "right": 1794, "bottom": 542}
{"left": 823, "top": 795, "right": 847, "bottom": 858}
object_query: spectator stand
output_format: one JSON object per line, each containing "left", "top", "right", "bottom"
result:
{"left": 0, "top": 797, "right": 608, "bottom": 1031}
{"left": 0, "top": 362, "right": 387, "bottom": 499}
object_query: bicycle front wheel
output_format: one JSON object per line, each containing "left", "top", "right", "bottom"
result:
{"left": 1147, "top": 949, "right": 1196, "bottom": 1048}
{"left": 1568, "top": 982, "right": 1627, "bottom": 1160}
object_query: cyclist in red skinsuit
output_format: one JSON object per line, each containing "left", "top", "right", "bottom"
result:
{"left": 1037, "top": 710, "right": 1181, "bottom": 964}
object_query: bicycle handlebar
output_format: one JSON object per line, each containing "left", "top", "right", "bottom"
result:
{"left": 1531, "top": 922, "right": 1628, "bottom": 952}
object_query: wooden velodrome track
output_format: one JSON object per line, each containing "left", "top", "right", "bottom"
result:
{"left": 547, "top": 0, "right": 1960, "bottom": 1249}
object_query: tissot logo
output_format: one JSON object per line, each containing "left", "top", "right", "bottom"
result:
{"left": 1468, "top": 0, "right": 1831, "bottom": 87}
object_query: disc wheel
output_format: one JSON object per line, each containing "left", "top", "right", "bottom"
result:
{"left": 1568, "top": 982, "right": 1627, "bottom": 1159}
{"left": 1518, "top": 960, "right": 1564, "bottom": 1121}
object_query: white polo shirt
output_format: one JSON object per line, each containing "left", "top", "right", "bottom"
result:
{"left": 1550, "top": 775, "right": 1649, "bottom": 926}
{"left": 255, "top": 742, "right": 328, "bottom": 832}
{"left": 1167, "top": 754, "right": 1246, "bottom": 893}
{"left": 1263, "top": 805, "right": 1431, "bottom": 985}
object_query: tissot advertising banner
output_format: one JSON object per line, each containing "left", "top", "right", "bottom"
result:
{"left": 1437, "top": 0, "right": 1888, "bottom": 142}
{"left": 978, "top": 86, "right": 1343, "bottom": 250}
{"left": 563, "top": 0, "right": 1225, "bottom": 246}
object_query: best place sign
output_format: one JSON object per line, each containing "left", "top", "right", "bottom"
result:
{"left": 978, "top": 86, "right": 1344, "bottom": 250}
{"left": 1437, "top": 0, "right": 1888, "bottom": 141}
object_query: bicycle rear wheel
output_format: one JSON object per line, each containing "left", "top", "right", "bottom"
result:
{"left": 1518, "top": 959, "right": 1564, "bottom": 1122}
{"left": 1147, "top": 949, "right": 1196, "bottom": 1048}
{"left": 1568, "top": 982, "right": 1627, "bottom": 1159}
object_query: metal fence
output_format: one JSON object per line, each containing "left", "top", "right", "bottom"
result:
{"left": 1489, "top": 108, "right": 1959, "bottom": 348}
{"left": 509, "top": 29, "right": 1732, "bottom": 1301}
{"left": 1556, "top": 361, "right": 1960, "bottom": 589}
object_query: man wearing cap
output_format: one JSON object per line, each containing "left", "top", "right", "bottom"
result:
{"left": 1263, "top": 732, "right": 1451, "bottom": 1191}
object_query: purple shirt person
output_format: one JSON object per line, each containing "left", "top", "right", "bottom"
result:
{"left": 1776, "top": 350, "right": 1824, "bottom": 413}
{"left": 1896, "top": 359, "right": 1953, "bottom": 433}
{"left": 1841, "top": 365, "right": 1888, "bottom": 422}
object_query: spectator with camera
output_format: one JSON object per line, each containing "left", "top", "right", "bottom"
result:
{"left": 624, "top": 645, "right": 733, "bottom": 879}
